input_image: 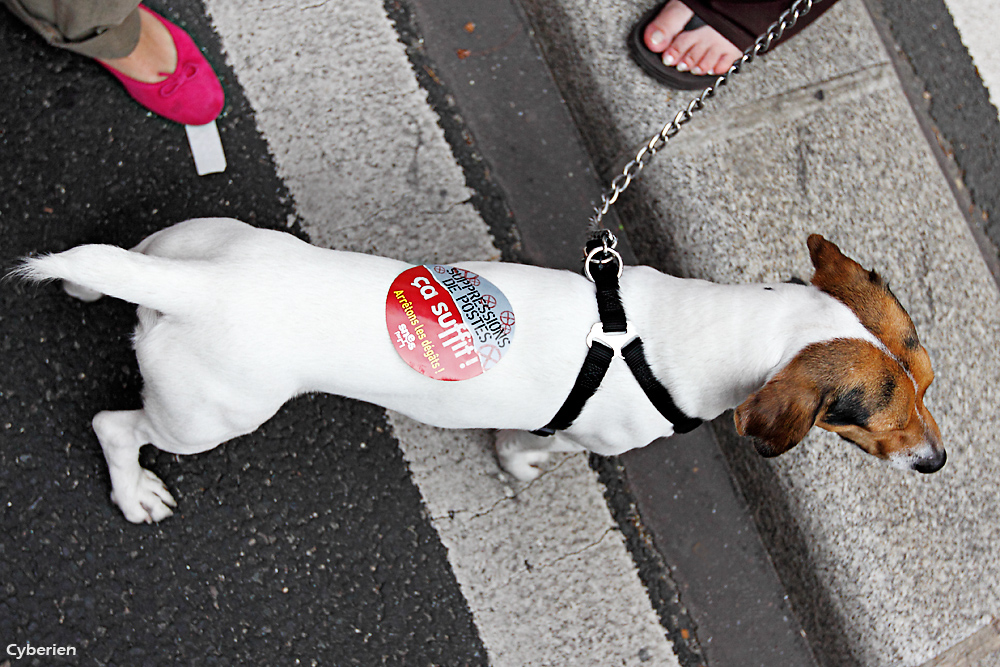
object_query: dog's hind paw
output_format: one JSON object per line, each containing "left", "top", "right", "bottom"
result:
{"left": 111, "top": 468, "right": 177, "bottom": 523}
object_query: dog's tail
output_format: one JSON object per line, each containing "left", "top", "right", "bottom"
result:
{"left": 14, "top": 245, "right": 206, "bottom": 314}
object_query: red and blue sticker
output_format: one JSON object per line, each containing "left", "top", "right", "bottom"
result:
{"left": 386, "top": 265, "right": 516, "bottom": 381}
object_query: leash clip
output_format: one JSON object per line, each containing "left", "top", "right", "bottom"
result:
{"left": 586, "top": 321, "right": 636, "bottom": 357}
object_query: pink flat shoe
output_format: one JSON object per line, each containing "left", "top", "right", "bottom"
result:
{"left": 99, "top": 5, "right": 224, "bottom": 125}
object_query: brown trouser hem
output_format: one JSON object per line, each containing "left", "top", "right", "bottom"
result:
{"left": 678, "top": 0, "right": 840, "bottom": 51}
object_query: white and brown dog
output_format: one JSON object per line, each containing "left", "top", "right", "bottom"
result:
{"left": 17, "top": 218, "right": 944, "bottom": 523}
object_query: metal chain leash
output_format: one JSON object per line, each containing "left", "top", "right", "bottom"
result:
{"left": 590, "top": 0, "right": 820, "bottom": 241}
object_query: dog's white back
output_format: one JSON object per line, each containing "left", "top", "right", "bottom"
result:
{"left": 17, "top": 218, "right": 944, "bottom": 522}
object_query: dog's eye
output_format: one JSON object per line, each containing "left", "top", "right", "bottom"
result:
{"left": 877, "top": 374, "right": 897, "bottom": 408}
{"left": 825, "top": 386, "right": 870, "bottom": 428}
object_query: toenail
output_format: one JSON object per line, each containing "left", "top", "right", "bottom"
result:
{"left": 663, "top": 53, "right": 675, "bottom": 66}
{"left": 676, "top": 61, "right": 689, "bottom": 72}
{"left": 691, "top": 66, "right": 702, "bottom": 75}
{"left": 650, "top": 30, "right": 665, "bottom": 46}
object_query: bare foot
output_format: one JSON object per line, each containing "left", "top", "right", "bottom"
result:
{"left": 643, "top": 0, "right": 742, "bottom": 76}
{"left": 97, "top": 9, "right": 177, "bottom": 83}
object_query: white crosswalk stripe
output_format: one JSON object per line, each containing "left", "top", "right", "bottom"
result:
{"left": 941, "top": 0, "right": 1000, "bottom": 119}
{"left": 203, "top": 0, "right": 679, "bottom": 664}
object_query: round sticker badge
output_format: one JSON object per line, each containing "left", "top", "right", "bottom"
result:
{"left": 386, "top": 265, "right": 516, "bottom": 381}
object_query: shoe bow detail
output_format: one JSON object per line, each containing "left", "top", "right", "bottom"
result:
{"left": 160, "top": 63, "right": 201, "bottom": 97}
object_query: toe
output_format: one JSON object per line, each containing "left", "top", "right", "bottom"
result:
{"left": 651, "top": 15, "right": 743, "bottom": 77}
{"left": 113, "top": 469, "right": 178, "bottom": 523}
{"left": 506, "top": 452, "right": 548, "bottom": 482}
{"left": 113, "top": 490, "right": 151, "bottom": 524}
{"left": 143, "top": 500, "right": 175, "bottom": 523}
{"left": 702, "top": 41, "right": 742, "bottom": 75}
{"left": 499, "top": 449, "right": 550, "bottom": 482}
{"left": 143, "top": 469, "right": 177, "bottom": 507}
{"left": 665, "top": 29, "right": 702, "bottom": 72}
{"left": 686, "top": 44, "right": 712, "bottom": 75}
{"left": 696, "top": 47, "right": 725, "bottom": 76}
{"left": 644, "top": 0, "right": 694, "bottom": 53}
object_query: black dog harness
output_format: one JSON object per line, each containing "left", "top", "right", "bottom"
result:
{"left": 533, "top": 233, "right": 702, "bottom": 437}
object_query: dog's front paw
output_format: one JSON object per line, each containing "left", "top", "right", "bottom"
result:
{"left": 495, "top": 430, "right": 551, "bottom": 482}
{"left": 500, "top": 450, "right": 551, "bottom": 482}
{"left": 111, "top": 468, "right": 177, "bottom": 523}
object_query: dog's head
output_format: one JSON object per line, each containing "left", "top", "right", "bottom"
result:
{"left": 734, "top": 235, "right": 945, "bottom": 473}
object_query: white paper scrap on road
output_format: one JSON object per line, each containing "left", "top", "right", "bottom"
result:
{"left": 185, "top": 120, "right": 227, "bottom": 176}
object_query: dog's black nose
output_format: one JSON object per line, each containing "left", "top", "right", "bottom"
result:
{"left": 914, "top": 448, "right": 947, "bottom": 474}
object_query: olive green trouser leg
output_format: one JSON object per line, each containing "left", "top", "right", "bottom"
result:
{"left": 2, "top": 0, "right": 141, "bottom": 59}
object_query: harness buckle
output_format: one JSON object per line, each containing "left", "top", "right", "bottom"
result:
{"left": 586, "top": 321, "right": 636, "bottom": 357}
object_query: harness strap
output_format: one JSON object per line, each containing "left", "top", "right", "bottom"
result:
{"left": 621, "top": 338, "right": 702, "bottom": 433}
{"left": 534, "top": 234, "right": 702, "bottom": 437}
{"left": 531, "top": 342, "right": 614, "bottom": 436}
{"left": 595, "top": 268, "right": 628, "bottom": 333}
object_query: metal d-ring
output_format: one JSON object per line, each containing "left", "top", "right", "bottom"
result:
{"left": 584, "top": 246, "right": 623, "bottom": 283}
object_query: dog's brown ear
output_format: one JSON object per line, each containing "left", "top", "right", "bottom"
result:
{"left": 735, "top": 353, "right": 827, "bottom": 458}
{"left": 806, "top": 235, "right": 921, "bottom": 364}
{"left": 807, "top": 233, "right": 842, "bottom": 265}
{"left": 807, "top": 234, "right": 865, "bottom": 289}
{"left": 807, "top": 234, "right": 883, "bottom": 298}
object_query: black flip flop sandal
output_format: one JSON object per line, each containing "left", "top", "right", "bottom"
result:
{"left": 628, "top": 3, "right": 720, "bottom": 90}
